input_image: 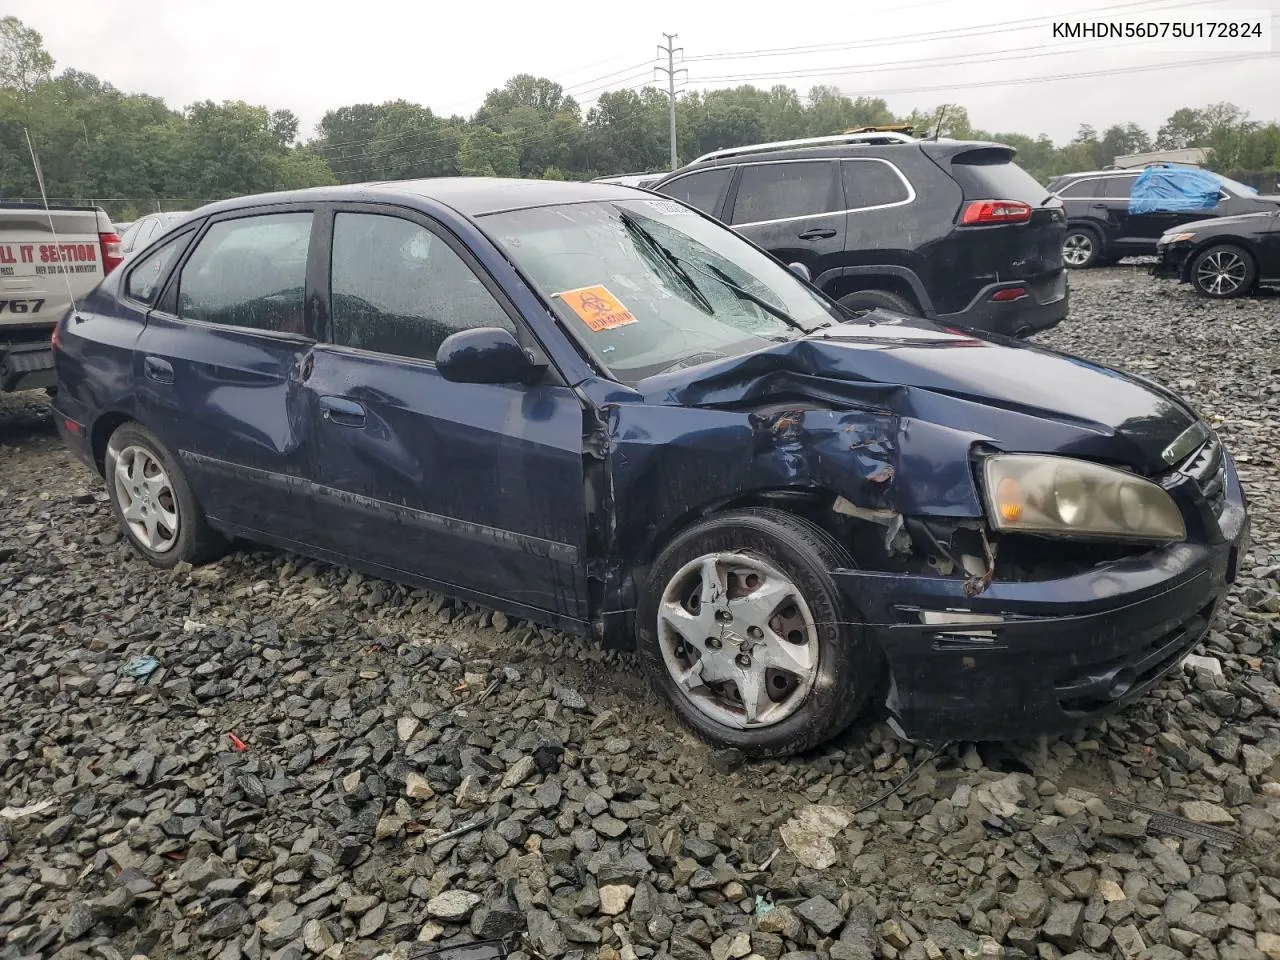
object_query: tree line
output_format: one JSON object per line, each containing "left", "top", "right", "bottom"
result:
{"left": 3, "top": 16, "right": 1278, "bottom": 222}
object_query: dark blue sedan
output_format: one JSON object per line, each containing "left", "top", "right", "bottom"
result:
{"left": 52, "top": 178, "right": 1249, "bottom": 756}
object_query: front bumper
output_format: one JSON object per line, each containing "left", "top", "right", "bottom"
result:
{"left": 1, "top": 341, "right": 55, "bottom": 392}
{"left": 832, "top": 454, "right": 1248, "bottom": 743}
{"left": 1151, "top": 243, "right": 1193, "bottom": 281}
{"left": 937, "top": 271, "right": 1069, "bottom": 339}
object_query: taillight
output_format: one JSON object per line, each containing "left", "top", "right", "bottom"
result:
{"left": 51, "top": 323, "right": 60, "bottom": 352}
{"left": 99, "top": 232, "right": 124, "bottom": 275}
{"left": 961, "top": 200, "right": 1033, "bottom": 225}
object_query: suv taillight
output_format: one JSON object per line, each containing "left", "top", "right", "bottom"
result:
{"left": 99, "top": 232, "right": 124, "bottom": 275}
{"left": 960, "top": 200, "right": 1033, "bottom": 225}
{"left": 51, "top": 323, "right": 60, "bottom": 353}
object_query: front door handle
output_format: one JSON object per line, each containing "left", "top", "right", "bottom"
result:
{"left": 319, "top": 395, "right": 366, "bottom": 427}
{"left": 1090, "top": 203, "right": 1109, "bottom": 210}
{"left": 797, "top": 228, "right": 837, "bottom": 240}
{"left": 143, "top": 356, "right": 174, "bottom": 383}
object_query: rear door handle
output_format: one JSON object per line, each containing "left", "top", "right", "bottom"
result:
{"left": 1090, "top": 203, "right": 1109, "bottom": 210}
{"left": 797, "top": 228, "right": 837, "bottom": 240}
{"left": 319, "top": 395, "right": 366, "bottom": 427}
{"left": 143, "top": 356, "right": 173, "bottom": 383}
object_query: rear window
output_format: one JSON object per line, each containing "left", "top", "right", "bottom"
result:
{"left": 949, "top": 150, "right": 1049, "bottom": 205}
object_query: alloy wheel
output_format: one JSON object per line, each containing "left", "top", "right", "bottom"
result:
{"left": 112, "top": 445, "right": 180, "bottom": 552}
{"left": 1062, "top": 233, "right": 1093, "bottom": 267}
{"left": 657, "top": 552, "right": 819, "bottom": 729}
{"left": 1196, "top": 250, "right": 1248, "bottom": 296}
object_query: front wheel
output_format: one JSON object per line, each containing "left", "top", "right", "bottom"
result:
{"left": 1191, "top": 244, "right": 1256, "bottom": 298}
{"left": 637, "top": 508, "right": 878, "bottom": 757}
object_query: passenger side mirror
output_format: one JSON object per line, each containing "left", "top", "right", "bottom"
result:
{"left": 788, "top": 262, "right": 812, "bottom": 283}
{"left": 436, "top": 327, "right": 542, "bottom": 385}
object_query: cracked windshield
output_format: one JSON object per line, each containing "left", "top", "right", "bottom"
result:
{"left": 486, "top": 199, "right": 837, "bottom": 379}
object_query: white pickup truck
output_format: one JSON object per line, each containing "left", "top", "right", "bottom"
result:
{"left": 0, "top": 202, "right": 122, "bottom": 392}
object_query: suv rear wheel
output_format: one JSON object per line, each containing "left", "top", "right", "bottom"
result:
{"left": 1063, "top": 227, "right": 1102, "bottom": 268}
{"left": 837, "top": 289, "right": 919, "bottom": 317}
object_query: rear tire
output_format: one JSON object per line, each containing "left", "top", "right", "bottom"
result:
{"left": 104, "top": 422, "right": 226, "bottom": 568}
{"left": 637, "top": 508, "right": 878, "bottom": 757}
{"left": 1063, "top": 227, "right": 1102, "bottom": 269}
{"left": 1190, "top": 244, "right": 1256, "bottom": 299}
{"left": 837, "top": 289, "right": 919, "bottom": 317}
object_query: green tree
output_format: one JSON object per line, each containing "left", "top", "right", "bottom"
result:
{"left": 0, "top": 16, "right": 53, "bottom": 100}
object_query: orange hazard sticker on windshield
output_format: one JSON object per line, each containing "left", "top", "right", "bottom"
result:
{"left": 555, "top": 284, "right": 638, "bottom": 332}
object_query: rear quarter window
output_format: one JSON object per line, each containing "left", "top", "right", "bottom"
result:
{"left": 948, "top": 150, "right": 1049, "bottom": 205}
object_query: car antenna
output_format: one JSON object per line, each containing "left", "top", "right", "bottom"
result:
{"left": 930, "top": 105, "right": 949, "bottom": 141}
{"left": 25, "top": 127, "right": 81, "bottom": 318}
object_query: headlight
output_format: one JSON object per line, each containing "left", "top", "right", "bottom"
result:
{"left": 983, "top": 455, "right": 1185, "bottom": 542}
{"left": 1161, "top": 232, "right": 1197, "bottom": 244}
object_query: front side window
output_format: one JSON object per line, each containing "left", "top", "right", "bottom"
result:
{"left": 731, "top": 161, "right": 839, "bottom": 224}
{"left": 330, "top": 212, "right": 514, "bottom": 363}
{"left": 126, "top": 233, "right": 187, "bottom": 304}
{"left": 177, "top": 212, "right": 312, "bottom": 334}
{"left": 485, "top": 199, "right": 842, "bottom": 381}
{"left": 657, "top": 169, "right": 730, "bottom": 216}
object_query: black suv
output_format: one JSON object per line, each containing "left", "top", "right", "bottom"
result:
{"left": 1048, "top": 167, "right": 1279, "bottom": 269}
{"left": 649, "top": 133, "right": 1068, "bottom": 338}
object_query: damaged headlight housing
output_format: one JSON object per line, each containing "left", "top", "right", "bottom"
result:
{"left": 983, "top": 454, "right": 1185, "bottom": 542}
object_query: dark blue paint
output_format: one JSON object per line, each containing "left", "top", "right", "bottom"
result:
{"left": 51, "top": 178, "right": 1249, "bottom": 742}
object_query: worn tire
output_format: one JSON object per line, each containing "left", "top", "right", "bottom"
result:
{"left": 637, "top": 508, "right": 878, "bottom": 757}
{"left": 104, "top": 421, "right": 226, "bottom": 568}
{"left": 1062, "top": 226, "right": 1103, "bottom": 269}
{"left": 1190, "top": 243, "right": 1257, "bottom": 299}
{"left": 837, "top": 289, "right": 919, "bottom": 317}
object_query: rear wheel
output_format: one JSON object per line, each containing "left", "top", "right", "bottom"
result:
{"left": 1190, "top": 244, "right": 1256, "bottom": 298}
{"left": 105, "top": 422, "right": 226, "bottom": 568}
{"left": 1062, "top": 227, "right": 1102, "bottom": 268}
{"left": 637, "top": 508, "right": 878, "bottom": 757}
{"left": 837, "top": 289, "right": 919, "bottom": 317}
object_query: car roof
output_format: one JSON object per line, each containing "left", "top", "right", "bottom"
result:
{"left": 655, "top": 138, "right": 1013, "bottom": 178}
{"left": 194, "top": 177, "right": 644, "bottom": 220}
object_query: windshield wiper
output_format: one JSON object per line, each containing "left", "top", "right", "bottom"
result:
{"left": 618, "top": 212, "right": 715, "bottom": 315}
{"left": 691, "top": 260, "right": 812, "bottom": 334}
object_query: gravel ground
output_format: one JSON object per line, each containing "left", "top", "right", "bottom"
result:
{"left": 2, "top": 266, "right": 1279, "bottom": 960}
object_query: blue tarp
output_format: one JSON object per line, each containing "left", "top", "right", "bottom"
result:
{"left": 1130, "top": 167, "right": 1223, "bottom": 214}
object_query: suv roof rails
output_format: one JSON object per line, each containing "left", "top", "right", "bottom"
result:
{"left": 691, "top": 131, "right": 917, "bottom": 165}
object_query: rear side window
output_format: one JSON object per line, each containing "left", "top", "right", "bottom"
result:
{"left": 125, "top": 233, "right": 187, "bottom": 305}
{"left": 177, "top": 213, "right": 312, "bottom": 335}
{"left": 658, "top": 169, "right": 730, "bottom": 215}
{"left": 330, "top": 212, "right": 514, "bottom": 363}
{"left": 949, "top": 150, "right": 1048, "bottom": 205}
{"left": 1057, "top": 179, "right": 1100, "bottom": 198}
{"left": 841, "top": 160, "right": 911, "bottom": 209}
{"left": 1102, "top": 176, "right": 1139, "bottom": 199}
{"left": 731, "top": 161, "right": 840, "bottom": 224}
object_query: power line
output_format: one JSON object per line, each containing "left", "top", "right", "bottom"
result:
{"left": 684, "top": 0, "right": 1235, "bottom": 62}
{"left": 831, "top": 51, "right": 1280, "bottom": 99}
{"left": 686, "top": 23, "right": 1277, "bottom": 86}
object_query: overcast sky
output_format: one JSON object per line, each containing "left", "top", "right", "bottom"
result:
{"left": 11, "top": 0, "right": 1279, "bottom": 145}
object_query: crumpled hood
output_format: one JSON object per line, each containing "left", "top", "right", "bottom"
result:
{"left": 640, "top": 317, "right": 1199, "bottom": 475}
